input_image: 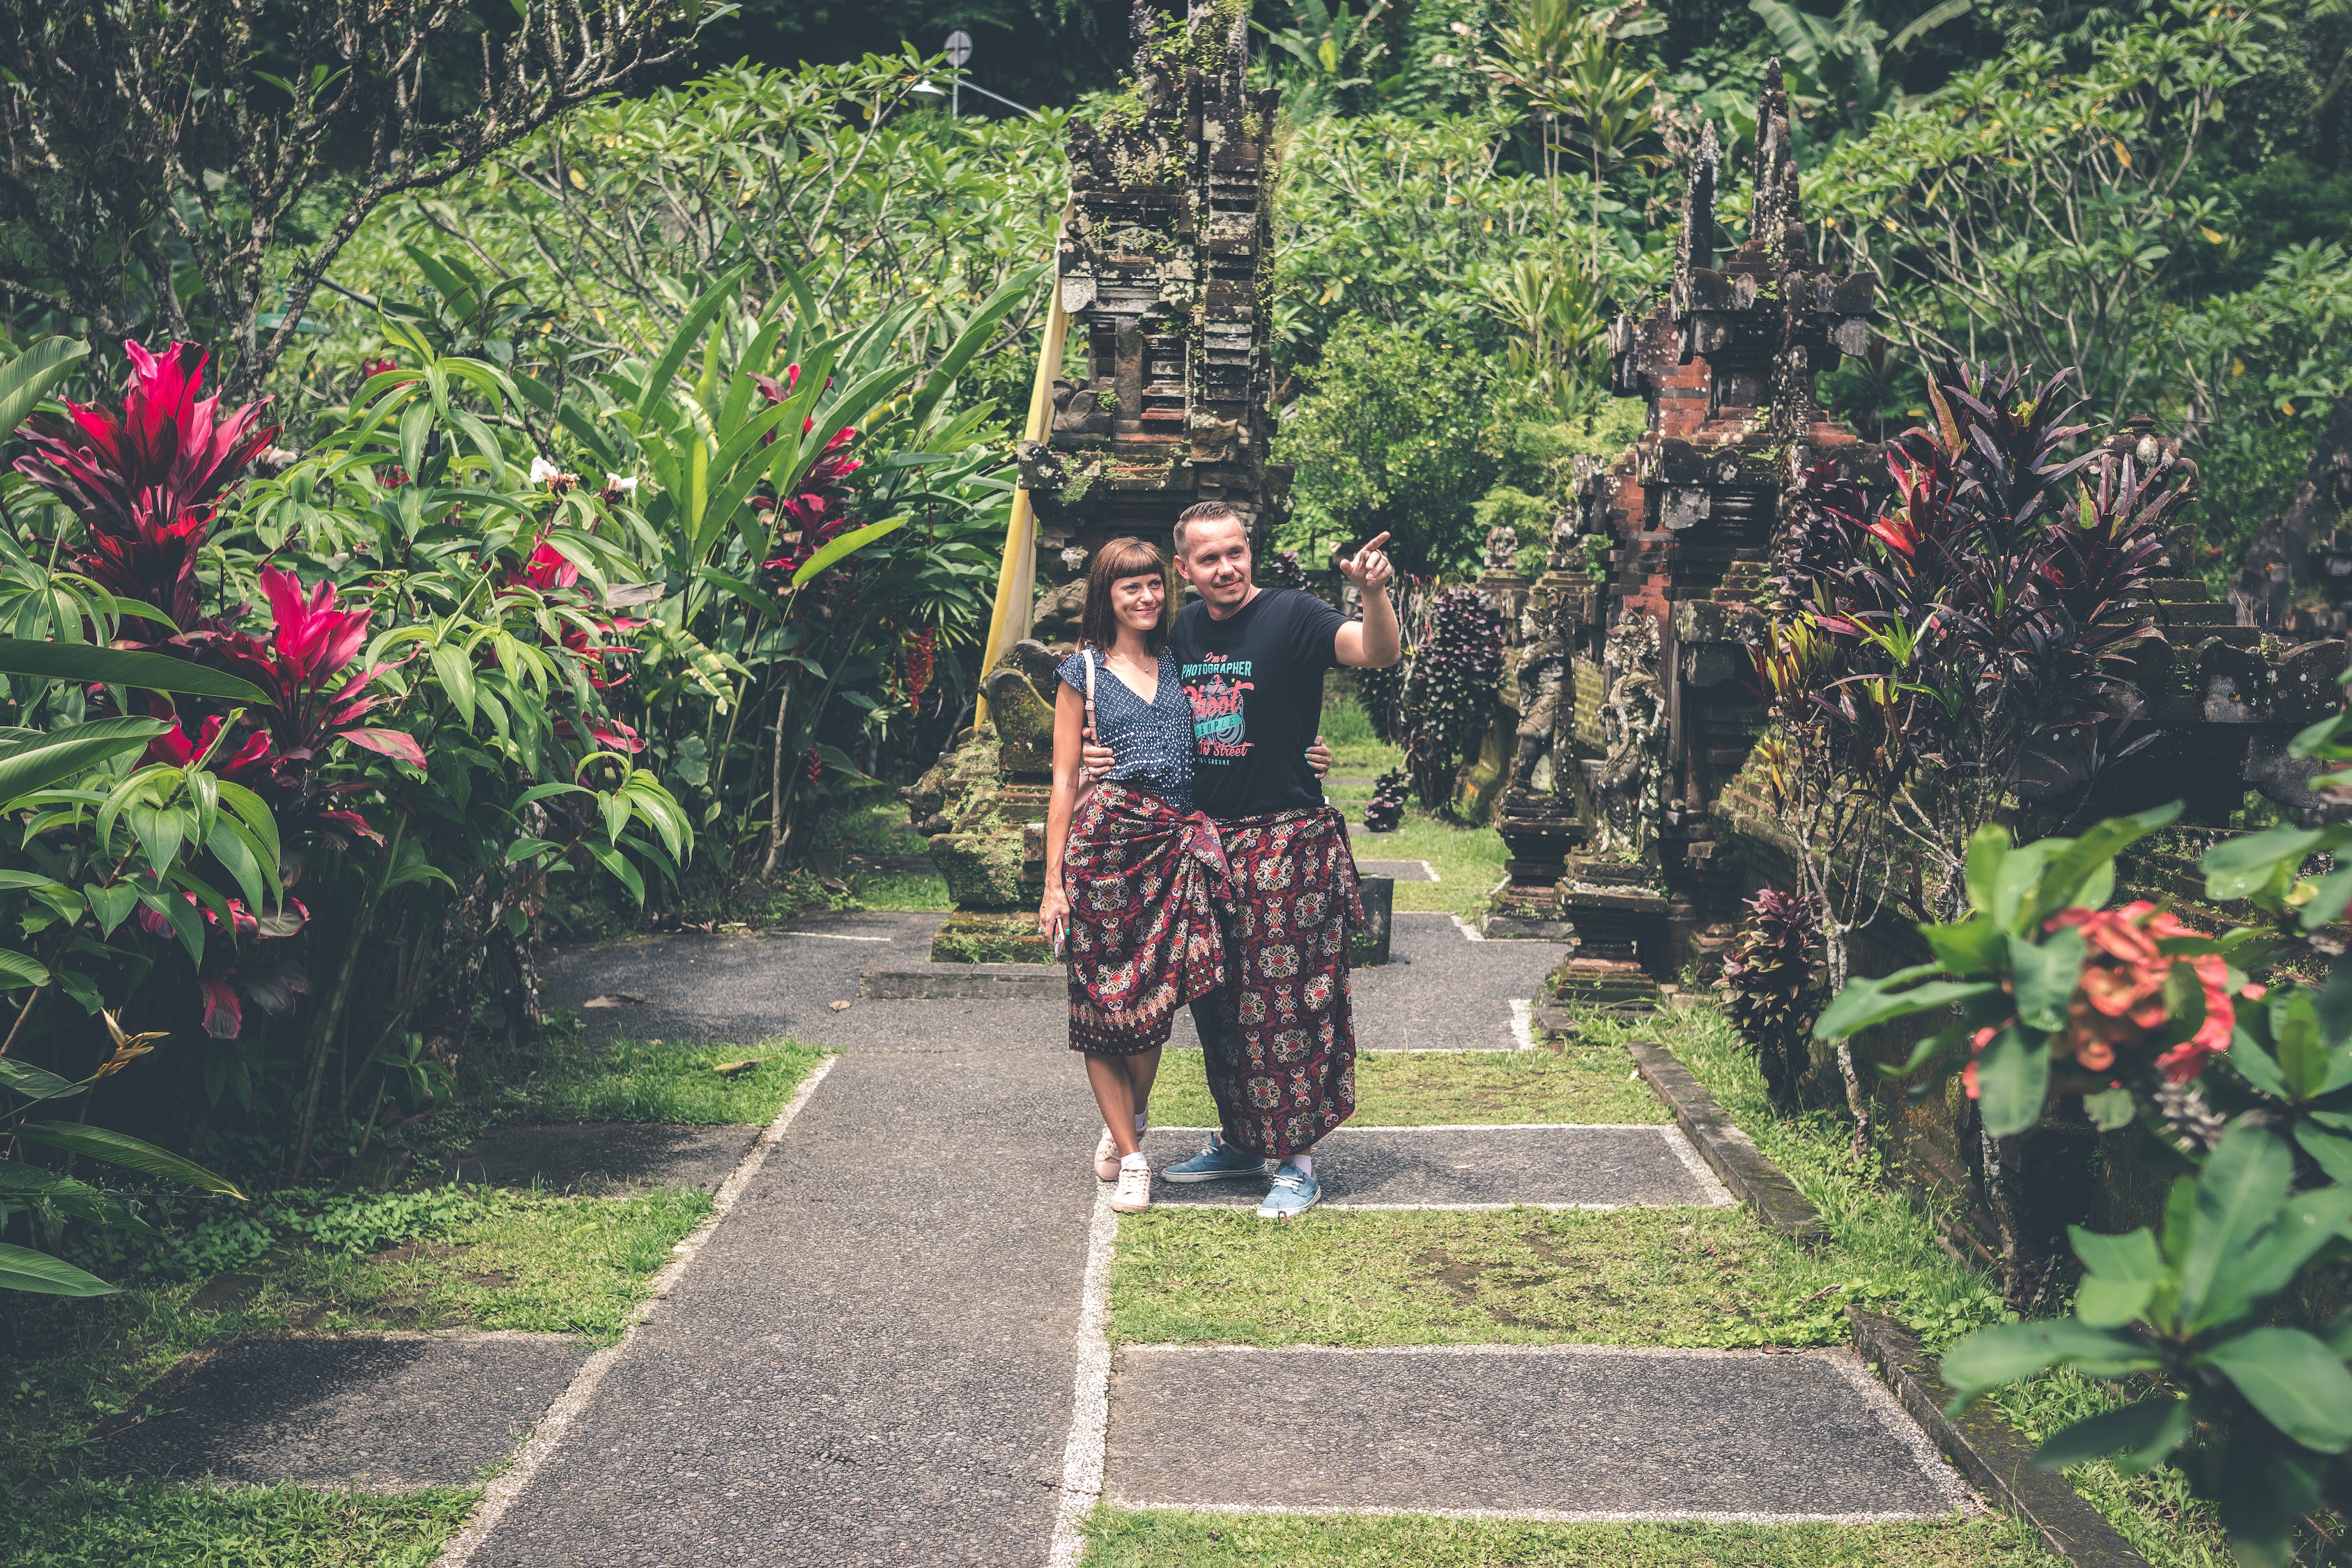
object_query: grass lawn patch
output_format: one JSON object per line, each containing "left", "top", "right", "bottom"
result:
{"left": 1146, "top": 1045, "right": 1667, "bottom": 1128}
{"left": 843, "top": 867, "right": 952, "bottom": 910}
{"left": 1080, "top": 1505, "right": 2061, "bottom": 1567}
{"left": 1581, "top": 1000, "right": 2231, "bottom": 1568}
{"left": 0, "top": 1479, "right": 475, "bottom": 1568}
{"left": 518, "top": 1033, "right": 826, "bottom": 1125}
{"left": 292, "top": 1185, "right": 710, "bottom": 1341}
{"left": 1112, "top": 1206, "right": 1960, "bottom": 1348}
{"left": 1316, "top": 696, "right": 1505, "bottom": 915}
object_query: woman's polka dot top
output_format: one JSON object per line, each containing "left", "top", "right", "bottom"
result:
{"left": 1057, "top": 647, "right": 1195, "bottom": 813}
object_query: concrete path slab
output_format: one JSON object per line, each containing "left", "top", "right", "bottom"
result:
{"left": 1355, "top": 858, "right": 1437, "bottom": 882}
{"left": 453, "top": 1122, "right": 758, "bottom": 1193}
{"left": 463, "top": 980, "right": 1101, "bottom": 1566}
{"left": 100, "top": 1333, "right": 590, "bottom": 1490}
{"left": 541, "top": 911, "right": 946, "bottom": 1048}
{"left": 1106, "top": 1344, "right": 1969, "bottom": 1522}
{"left": 1144, "top": 1124, "right": 1730, "bottom": 1208}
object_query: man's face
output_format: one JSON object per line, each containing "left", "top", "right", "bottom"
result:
{"left": 1175, "top": 516, "right": 1253, "bottom": 612}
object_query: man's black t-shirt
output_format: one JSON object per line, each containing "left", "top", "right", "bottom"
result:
{"left": 1171, "top": 587, "right": 1348, "bottom": 820}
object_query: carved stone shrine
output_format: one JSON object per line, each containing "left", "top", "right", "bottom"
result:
{"left": 905, "top": 1, "right": 1291, "bottom": 960}
{"left": 1491, "top": 64, "right": 2349, "bottom": 1007}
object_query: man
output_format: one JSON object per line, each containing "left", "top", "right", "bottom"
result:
{"left": 1093, "top": 501, "right": 1400, "bottom": 1218}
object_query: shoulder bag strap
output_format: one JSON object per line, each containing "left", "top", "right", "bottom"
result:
{"left": 1077, "top": 648, "right": 1099, "bottom": 790}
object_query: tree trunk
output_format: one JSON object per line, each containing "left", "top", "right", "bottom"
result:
{"left": 762, "top": 684, "right": 792, "bottom": 875}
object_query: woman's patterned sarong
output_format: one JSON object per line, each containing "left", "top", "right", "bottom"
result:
{"left": 1063, "top": 781, "right": 1234, "bottom": 1056}
{"left": 1188, "top": 803, "right": 1363, "bottom": 1158}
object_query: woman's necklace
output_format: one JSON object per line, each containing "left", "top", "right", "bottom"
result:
{"left": 1105, "top": 645, "right": 1158, "bottom": 700}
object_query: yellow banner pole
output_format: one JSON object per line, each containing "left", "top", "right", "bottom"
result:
{"left": 974, "top": 210, "right": 1072, "bottom": 726}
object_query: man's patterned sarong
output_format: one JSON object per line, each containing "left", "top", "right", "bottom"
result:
{"left": 1063, "top": 782, "right": 1234, "bottom": 1056}
{"left": 1189, "top": 803, "right": 1363, "bottom": 1158}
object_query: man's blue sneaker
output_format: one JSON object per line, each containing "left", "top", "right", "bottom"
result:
{"left": 1256, "top": 1162, "right": 1321, "bottom": 1220}
{"left": 1161, "top": 1135, "right": 1268, "bottom": 1183}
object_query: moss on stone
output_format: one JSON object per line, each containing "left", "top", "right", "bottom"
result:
{"left": 931, "top": 912, "right": 1056, "bottom": 964}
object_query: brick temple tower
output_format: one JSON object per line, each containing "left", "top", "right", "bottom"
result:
{"left": 1491, "top": 66, "right": 1878, "bottom": 999}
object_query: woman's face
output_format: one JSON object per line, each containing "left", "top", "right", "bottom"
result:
{"left": 1109, "top": 571, "right": 1165, "bottom": 634}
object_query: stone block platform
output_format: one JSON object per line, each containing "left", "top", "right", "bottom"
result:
{"left": 1106, "top": 1344, "right": 1969, "bottom": 1522}
{"left": 453, "top": 1122, "right": 758, "bottom": 1193}
{"left": 1142, "top": 1123, "right": 1730, "bottom": 1209}
{"left": 100, "top": 1333, "right": 590, "bottom": 1491}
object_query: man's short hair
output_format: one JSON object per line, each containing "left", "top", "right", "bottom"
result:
{"left": 1173, "top": 500, "right": 1244, "bottom": 556}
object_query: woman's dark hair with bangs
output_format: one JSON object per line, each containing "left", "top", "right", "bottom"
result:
{"left": 1079, "top": 537, "right": 1173, "bottom": 654}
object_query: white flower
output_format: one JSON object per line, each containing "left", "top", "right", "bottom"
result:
{"left": 528, "top": 456, "right": 563, "bottom": 486}
{"left": 605, "top": 473, "right": 639, "bottom": 495}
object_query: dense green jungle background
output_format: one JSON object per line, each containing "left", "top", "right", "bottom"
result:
{"left": 0, "top": 0, "right": 2342, "bottom": 1228}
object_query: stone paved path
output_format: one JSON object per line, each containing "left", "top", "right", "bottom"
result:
{"left": 125, "top": 907, "right": 1989, "bottom": 1563}
{"left": 472, "top": 934, "right": 1096, "bottom": 1566}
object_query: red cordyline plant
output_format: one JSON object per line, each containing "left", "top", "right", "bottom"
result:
{"left": 144, "top": 566, "right": 422, "bottom": 848}
{"left": 1764, "top": 363, "right": 2181, "bottom": 921}
{"left": 1722, "top": 885, "right": 1824, "bottom": 1114}
{"left": 13, "top": 341, "right": 277, "bottom": 633}
{"left": 752, "top": 365, "right": 862, "bottom": 588}
{"left": 212, "top": 567, "right": 423, "bottom": 774}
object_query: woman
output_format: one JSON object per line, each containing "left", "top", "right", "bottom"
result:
{"left": 1038, "top": 538, "right": 1225, "bottom": 1217}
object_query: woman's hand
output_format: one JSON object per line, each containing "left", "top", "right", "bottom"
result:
{"left": 1307, "top": 735, "right": 1333, "bottom": 778}
{"left": 1080, "top": 724, "right": 1116, "bottom": 776}
{"left": 1038, "top": 884, "right": 1071, "bottom": 954}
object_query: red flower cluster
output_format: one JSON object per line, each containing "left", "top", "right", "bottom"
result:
{"left": 1978, "top": 902, "right": 2254, "bottom": 1091}
{"left": 508, "top": 539, "right": 646, "bottom": 694}
{"left": 900, "top": 628, "right": 937, "bottom": 700}
{"left": 13, "top": 341, "right": 277, "bottom": 632}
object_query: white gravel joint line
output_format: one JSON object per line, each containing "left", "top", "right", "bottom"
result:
{"left": 429, "top": 1052, "right": 839, "bottom": 1568}
{"left": 1045, "top": 1187, "right": 1118, "bottom": 1568}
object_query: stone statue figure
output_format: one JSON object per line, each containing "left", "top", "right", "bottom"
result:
{"left": 1593, "top": 615, "right": 1666, "bottom": 858}
{"left": 1484, "top": 520, "right": 1523, "bottom": 576}
{"left": 1508, "top": 602, "right": 1570, "bottom": 797}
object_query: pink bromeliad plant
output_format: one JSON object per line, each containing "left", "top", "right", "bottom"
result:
{"left": 12, "top": 341, "right": 277, "bottom": 633}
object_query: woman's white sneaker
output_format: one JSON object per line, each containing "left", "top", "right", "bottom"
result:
{"left": 1109, "top": 1158, "right": 1153, "bottom": 1213}
{"left": 1095, "top": 1125, "right": 1121, "bottom": 1181}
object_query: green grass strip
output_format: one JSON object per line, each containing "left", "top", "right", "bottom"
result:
{"left": 1080, "top": 1505, "right": 2061, "bottom": 1566}
{"left": 1111, "top": 1205, "right": 1984, "bottom": 1349}
{"left": 1146, "top": 1045, "right": 1668, "bottom": 1129}
{"left": 0, "top": 1480, "right": 476, "bottom": 1568}
{"left": 299, "top": 1185, "right": 713, "bottom": 1342}
{"left": 521, "top": 1036, "right": 827, "bottom": 1125}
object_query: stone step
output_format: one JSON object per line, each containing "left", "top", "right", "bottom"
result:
{"left": 1356, "top": 858, "right": 1438, "bottom": 882}
{"left": 1107, "top": 1344, "right": 1970, "bottom": 1521}
{"left": 98, "top": 1333, "right": 590, "bottom": 1491}
{"left": 1143, "top": 1123, "right": 1731, "bottom": 1209}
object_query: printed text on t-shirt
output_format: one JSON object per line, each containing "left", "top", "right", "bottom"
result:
{"left": 1181, "top": 654, "right": 1253, "bottom": 762}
